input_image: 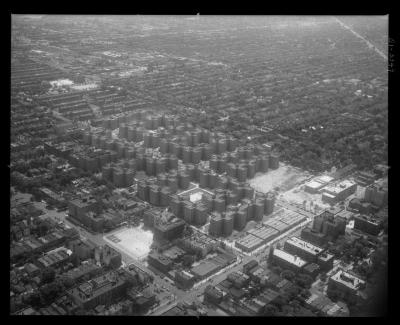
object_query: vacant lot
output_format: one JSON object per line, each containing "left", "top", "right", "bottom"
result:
{"left": 249, "top": 163, "right": 312, "bottom": 194}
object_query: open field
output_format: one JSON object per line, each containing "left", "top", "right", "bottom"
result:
{"left": 249, "top": 163, "right": 313, "bottom": 194}
{"left": 104, "top": 224, "right": 154, "bottom": 261}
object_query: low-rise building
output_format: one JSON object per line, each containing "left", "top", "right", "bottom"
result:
{"left": 147, "top": 253, "right": 173, "bottom": 273}
{"left": 353, "top": 214, "right": 382, "bottom": 236}
{"left": 271, "top": 248, "right": 307, "bottom": 273}
{"left": 284, "top": 237, "right": 325, "bottom": 263}
{"left": 67, "top": 270, "right": 129, "bottom": 310}
{"left": 175, "top": 270, "right": 195, "bottom": 289}
{"left": 327, "top": 269, "right": 366, "bottom": 303}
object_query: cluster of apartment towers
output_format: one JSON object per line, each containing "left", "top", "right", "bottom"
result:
{"left": 81, "top": 111, "right": 279, "bottom": 237}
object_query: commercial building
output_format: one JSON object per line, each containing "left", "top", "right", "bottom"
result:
{"left": 62, "top": 261, "right": 102, "bottom": 283}
{"left": 284, "top": 237, "right": 324, "bottom": 263}
{"left": 67, "top": 270, "right": 129, "bottom": 310}
{"left": 191, "top": 260, "right": 221, "bottom": 280}
{"left": 95, "top": 245, "right": 122, "bottom": 269}
{"left": 304, "top": 180, "right": 326, "bottom": 194}
{"left": 147, "top": 253, "right": 173, "bottom": 273}
{"left": 68, "top": 196, "right": 101, "bottom": 224}
{"left": 204, "top": 285, "right": 225, "bottom": 305}
{"left": 247, "top": 226, "right": 279, "bottom": 244}
{"left": 271, "top": 248, "right": 307, "bottom": 273}
{"left": 321, "top": 180, "right": 357, "bottom": 204}
{"left": 243, "top": 260, "right": 259, "bottom": 274}
{"left": 175, "top": 270, "right": 195, "bottom": 289}
{"left": 153, "top": 218, "right": 185, "bottom": 241}
{"left": 36, "top": 246, "right": 72, "bottom": 269}
{"left": 235, "top": 233, "right": 264, "bottom": 253}
{"left": 67, "top": 238, "right": 96, "bottom": 261}
{"left": 348, "top": 198, "right": 374, "bottom": 215}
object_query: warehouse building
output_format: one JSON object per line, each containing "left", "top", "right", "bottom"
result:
{"left": 235, "top": 233, "right": 264, "bottom": 253}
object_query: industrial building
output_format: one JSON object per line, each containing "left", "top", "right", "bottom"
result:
{"left": 235, "top": 233, "right": 264, "bottom": 253}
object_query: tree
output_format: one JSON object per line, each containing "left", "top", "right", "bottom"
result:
{"left": 25, "top": 291, "right": 42, "bottom": 308}
{"left": 281, "top": 270, "right": 295, "bottom": 281}
{"left": 40, "top": 267, "right": 56, "bottom": 285}
{"left": 182, "top": 254, "right": 195, "bottom": 268}
{"left": 271, "top": 265, "right": 282, "bottom": 275}
{"left": 295, "top": 274, "right": 313, "bottom": 289}
{"left": 299, "top": 288, "right": 311, "bottom": 300}
{"left": 39, "top": 281, "right": 63, "bottom": 304}
{"left": 37, "top": 220, "right": 50, "bottom": 237}
{"left": 264, "top": 304, "right": 279, "bottom": 316}
{"left": 284, "top": 285, "right": 301, "bottom": 300}
{"left": 61, "top": 277, "right": 75, "bottom": 289}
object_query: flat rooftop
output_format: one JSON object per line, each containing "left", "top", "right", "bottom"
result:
{"left": 305, "top": 180, "right": 325, "bottom": 189}
{"left": 286, "top": 237, "right": 324, "bottom": 255}
{"left": 324, "top": 180, "right": 356, "bottom": 195}
{"left": 331, "top": 269, "right": 365, "bottom": 290}
{"left": 273, "top": 249, "right": 307, "bottom": 268}
{"left": 315, "top": 175, "right": 334, "bottom": 184}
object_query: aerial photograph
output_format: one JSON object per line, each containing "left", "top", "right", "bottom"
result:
{"left": 10, "top": 15, "right": 388, "bottom": 316}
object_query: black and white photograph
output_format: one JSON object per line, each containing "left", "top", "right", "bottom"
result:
{"left": 10, "top": 14, "right": 389, "bottom": 317}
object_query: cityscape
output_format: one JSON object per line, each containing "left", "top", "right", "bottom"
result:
{"left": 10, "top": 15, "right": 388, "bottom": 317}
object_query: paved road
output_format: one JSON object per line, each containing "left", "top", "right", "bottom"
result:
{"left": 34, "top": 194, "right": 316, "bottom": 316}
{"left": 150, "top": 198, "right": 317, "bottom": 315}
{"left": 333, "top": 16, "right": 388, "bottom": 61}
